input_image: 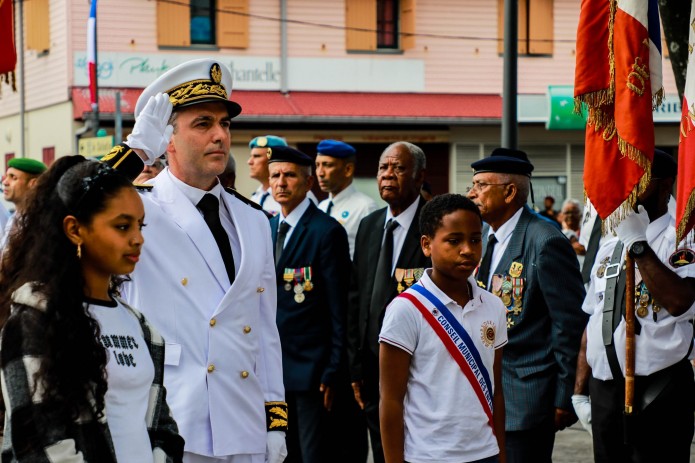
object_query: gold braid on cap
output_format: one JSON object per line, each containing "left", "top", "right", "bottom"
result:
{"left": 265, "top": 401, "right": 288, "bottom": 432}
{"left": 166, "top": 63, "right": 228, "bottom": 107}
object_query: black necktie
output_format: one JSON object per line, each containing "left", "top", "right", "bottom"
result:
{"left": 581, "top": 217, "right": 603, "bottom": 284}
{"left": 368, "top": 219, "right": 399, "bottom": 354}
{"left": 326, "top": 201, "right": 334, "bottom": 215}
{"left": 260, "top": 191, "right": 270, "bottom": 207}
{"left": 275, "top": 221, "right": 291, "bottom": 266}
{"left": 197, "top": 194, "right": 236, "bottom": 285}
{"left": 477, "top": 234, "right": 498, "bottom": 289}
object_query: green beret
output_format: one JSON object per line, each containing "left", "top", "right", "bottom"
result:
{"left": 8, "top": 158, "right": 47, "bottom": 175}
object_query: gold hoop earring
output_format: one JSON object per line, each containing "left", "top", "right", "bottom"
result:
{"left": 77, "top": 243, "right": 82, "bottom": 259}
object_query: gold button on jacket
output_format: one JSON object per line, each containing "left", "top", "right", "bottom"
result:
{"left": 207, "top": 364, "right": 215, "bottom": 373}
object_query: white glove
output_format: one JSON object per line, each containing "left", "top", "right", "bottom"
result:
{"left": 265, "top": 431, "right": 287, "bottom": 463}
{"left": 613, "top": 205, "right": 649, "bottom": 251}
{"left": 571, "top": 394, "right": 592, "bottom": 436}
{"left": 127, "top": 93, "right": 174, "bottom": 165}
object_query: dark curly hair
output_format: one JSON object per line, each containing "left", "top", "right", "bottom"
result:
{"left": 419, "top": 193, "right": 482, "bottom": 238}
{"left": 0, "top": 155, "right": 135, "bottom": 421}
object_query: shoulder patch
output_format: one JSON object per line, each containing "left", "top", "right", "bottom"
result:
{"left": 669, "top": 248, "right": 695, "bottom": 267}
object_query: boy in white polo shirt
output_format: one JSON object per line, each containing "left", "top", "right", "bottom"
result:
{"left": 379, "top": 193, "right": 508, "bottom": 463}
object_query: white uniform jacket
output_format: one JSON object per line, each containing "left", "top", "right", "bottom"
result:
{"left": 123, "top": 170, "right": 284, "bottom": 458}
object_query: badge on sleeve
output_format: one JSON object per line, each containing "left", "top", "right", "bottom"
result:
{"left": 669, "top": 249, "right": 694, "bottom": 268}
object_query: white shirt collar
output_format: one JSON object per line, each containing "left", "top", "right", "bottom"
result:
{"left": 386, "top": 196, "right": 420, "bottom": 230}
{"left": 329, "top": 184, "right": 356, "bottom": 205}
{"left": 488, "top": 206, "right": 524, "bottom": 244}
{"left": 167, "top": 170, "right": 223, "bottom": 206}
{"left": 279, "top": 197, "right": 312, "bottom": 227}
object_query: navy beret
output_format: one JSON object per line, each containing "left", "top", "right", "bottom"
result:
{"left": 249, "top": 135, "right": 288, "bottom": 149}
{"left": 471, "top": 147, "right": 534, "bottom": 176}
{"left": 652, "top": 149, "right": 677, "bottom": 179}
{"left": 267, "top": 146, "right": 313, "bottom": 166}
{"left": 317, "top": 140, "right": 356, "bottom": 158}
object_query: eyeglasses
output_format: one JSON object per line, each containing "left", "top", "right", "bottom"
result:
{"left": 465, "top": 181, "right": 510, "bottom": 193}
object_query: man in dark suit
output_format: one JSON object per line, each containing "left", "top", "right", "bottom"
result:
{"left": 467, "top": 148, "right": 587, "bottom": 463}
{"left": 268, "top": 146, "right": 351, "bottom": 463}
{"left": 347, "top": 141, "right": 431, "bottom": 463}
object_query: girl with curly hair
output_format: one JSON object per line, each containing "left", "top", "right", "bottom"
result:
{"left": 0, "top": 155, "right": 184, "bottom": 462}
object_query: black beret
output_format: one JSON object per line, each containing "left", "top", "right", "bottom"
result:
{"left": 471, "top": 147, "right": 534, "bottom": 176}
{"left": 267, "top": 146, "right": 313, "bottom": 166}
{"left": 652, "top": 149, "right": 677, "bottom": 179}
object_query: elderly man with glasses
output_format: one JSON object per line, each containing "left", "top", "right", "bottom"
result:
{"left": 467, "top": 148, "right": 587, "bottom": 463}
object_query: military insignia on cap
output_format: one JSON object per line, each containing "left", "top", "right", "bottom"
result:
{"left": 210, "top": 63, "right": 222, "bottom": 84}
{"left": 257, "top": 136, "right": 268, "bottom": 148}
{"left": 480, "top": 321, "right": 496, "bottom": 347}
{"left": 669, "top": 248, "right": 694, "bottom": 267}
{"left": 266, "top": 147, "right": 273, "bottom": 159}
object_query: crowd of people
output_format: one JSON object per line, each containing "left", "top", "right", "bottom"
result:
{"left": 0, "top": 57, "right": 693, "bottom": 463}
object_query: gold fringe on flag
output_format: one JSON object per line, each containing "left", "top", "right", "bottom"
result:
{"left": 0, "top": 70, "right": 16, "bottom": 97}
{"left": 676, "top": 191, "right": 695, "bottom": 245}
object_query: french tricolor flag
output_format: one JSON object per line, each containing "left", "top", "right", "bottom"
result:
{"left": 87, "top": 0, "right": 98, "bottom": 110}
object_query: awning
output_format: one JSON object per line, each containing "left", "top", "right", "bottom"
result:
{"left": 72, "top": 88, "right": 502, "bottom": 124}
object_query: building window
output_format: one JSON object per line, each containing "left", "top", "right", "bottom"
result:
{"left": 4, "top": 153, "right": 14, "bottom": 171}
{"left": 191, "top": 0, "right": 215, "bottom": 45}
{"left": 157, "top": 0, "right": 248, "bottom": 49}
{"left": 25, "top": 0, "right": 50, "bottom": 52}
{"left": 377, "top": 0, "right": 398, "bottom": 49}
{"left": 346, "top": 0, "right": 415, "bottom": 52}
{"left": 497, "top": 0, "right": 553, "bottom": 55}
{"left": 42, "top": 147, "right": 55, "bottom": 167}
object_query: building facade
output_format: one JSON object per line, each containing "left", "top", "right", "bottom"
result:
{"left": 0, "top": 0, "right": 680, "bottom": 206}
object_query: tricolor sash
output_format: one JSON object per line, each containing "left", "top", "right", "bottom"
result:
{"left": 399, "top": 283, "right": 494, "bottom": 429}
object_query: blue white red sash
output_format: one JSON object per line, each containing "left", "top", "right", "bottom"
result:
{"left": 399, "top": 283, "right": 494, "bottom": 428}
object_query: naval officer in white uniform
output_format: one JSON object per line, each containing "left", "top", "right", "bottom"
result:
{"left": 102, "top": 58, "right": 288, "bottom": 463}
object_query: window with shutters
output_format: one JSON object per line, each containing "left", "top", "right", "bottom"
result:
{"left": 25, "top": 0, "right": 50, "bottom": 52}
{"left": 157, "top": 0, "right": 248, "bottom": 49}
{"left": 497, "top": 0, "right": 553, "bottom": 56}
{"left": 42, "top": 147, "right": 55, "bottom": 167}
{"left": 346, "top": 0, "right": 415, "bottom": 52}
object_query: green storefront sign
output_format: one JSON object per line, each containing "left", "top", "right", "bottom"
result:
{"left": 546, "top": 85, "right": 587, "bottom": 130}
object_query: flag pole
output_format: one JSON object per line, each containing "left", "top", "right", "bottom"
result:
{"left": 624, "top": 254, "right": 636, "bottom": 414}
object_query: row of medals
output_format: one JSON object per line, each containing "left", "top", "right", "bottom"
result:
{"left": 597, "top": 258, "right": 661, "bottom": 321}
{"left": 283, "top": 274, "right": 312, "bottom": 303}
{"left": 395, "top": 268, "right": 424, "bottom": 293}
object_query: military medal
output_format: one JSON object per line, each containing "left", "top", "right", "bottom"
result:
{"left": 509, "top": 262, "right": 523, "bottom": 278}
{"left": 507, "top": 317, "right": 514, "bottom": 329}
{"left": 511, "top": 277, "right": 524, "bottom": 315}
{"left": 636, "top": 283, "right": 649, "bottom": 318}
{"left": 303, "top": 267, "right": 313, "bottom": 292}
{"left": 491, "top": 275, "right": 503, "bottom": 297}
{"left": 294, "top": 292, "right": 305, "bottom": 303}
{"left": 395, "top": 268, "right": 405, "bottom": 293}
{"left": 501, "top": 277, "right": 513, "bottom": 308}
{"left": 283, "top": 269, "right": 294, "bottom": 291}
{"left": 596, "top": 256, "right": 610, "bottom": 278}
{"left": 403, "top": 269, "right": 415, "bottom": 288}
{"left": 413, "top": 268, "right": 424, "bottom": 282}
{"left": 636, "top": 305, "right": 648, "bottom": 318}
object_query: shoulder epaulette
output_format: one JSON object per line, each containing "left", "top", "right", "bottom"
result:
{"left": 133, "top": 183, "right": 154, "bottom": 192}
{"left": 224, "top": 187, "right": 274, "bottom": 219}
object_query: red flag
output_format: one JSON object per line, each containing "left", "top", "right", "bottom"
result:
{"left": 575, "top": 0, "right": 661, "bottom": 228}
{"left": 676, "top": 1, "right": 695, "bottom": 244}
{"left": 0, "top": 0, "right": 17, "bottom": 92}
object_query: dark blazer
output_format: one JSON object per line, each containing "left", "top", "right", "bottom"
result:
{"left": 480, "top": 206, "right": 587, "bottom": 431}
{"left": 347, "top": 196, "right": 431, "bottom": 381}
{"left": 271, "top": 202, "right": 351, "bottom": 392}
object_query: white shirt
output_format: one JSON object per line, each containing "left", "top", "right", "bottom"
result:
{"left": 384, "top": 197, "right": 420, "bottom": 275}
{"left": 318, "top": 184, "right": 378, "bottom": 258}
{"left": 584, "top": 211, "right": 695, "bottom": 380}
{"left": 277, "top": 197, "right": 312, "bottom": 248}
{"left": 88, "top": 298, "right": 155, "bottom": 463}
{"left": 379, "top": 270, "right": 507, "bottom": 463}
{"left": 485, "top": 207, "right": 524, "bottom": 288}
